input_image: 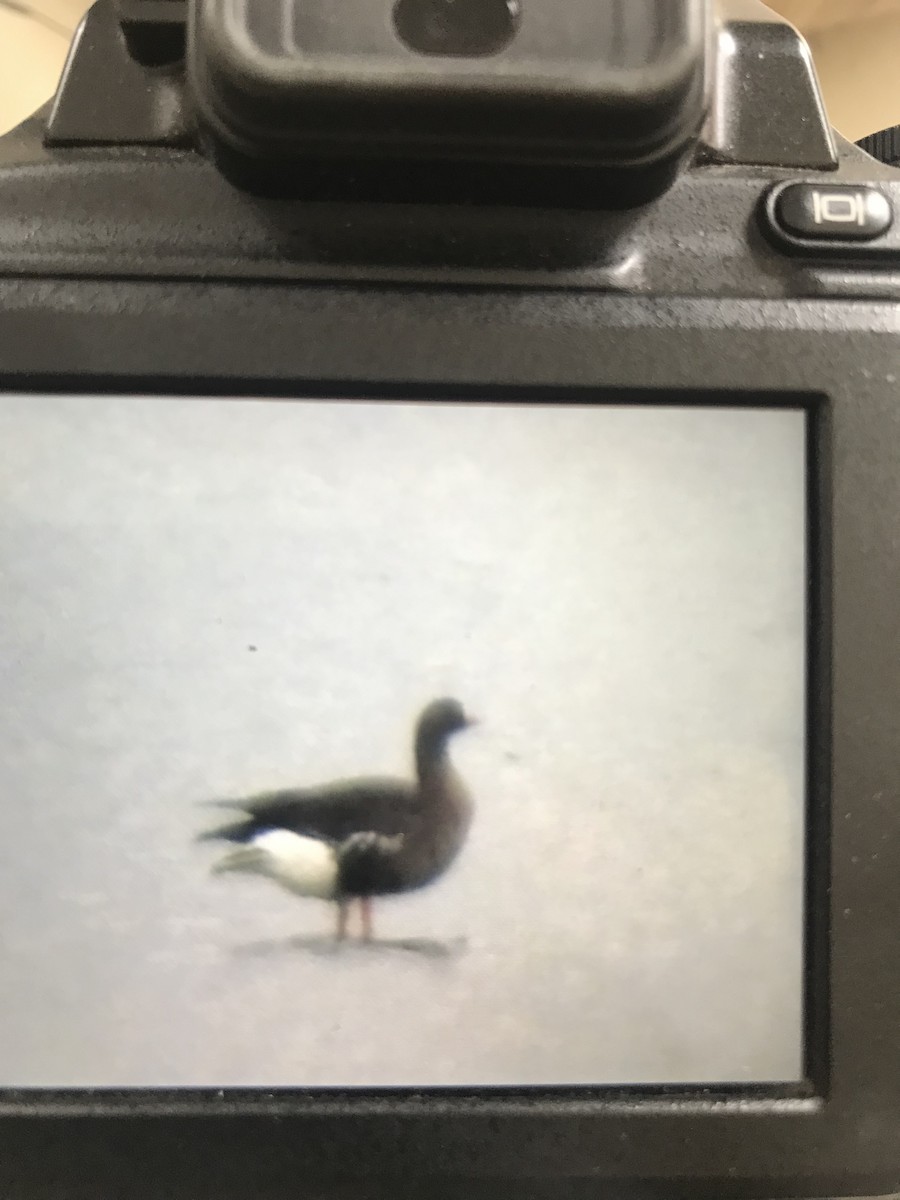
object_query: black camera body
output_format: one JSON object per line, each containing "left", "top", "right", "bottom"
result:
{"left": 1, "top": 3, "right": 899, "bottom": 1199}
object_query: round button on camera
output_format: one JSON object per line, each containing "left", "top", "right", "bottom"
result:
{"left": 392, "top": 0, "right": 521, "bottom": 57}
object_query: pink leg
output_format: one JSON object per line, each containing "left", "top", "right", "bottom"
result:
{"left": 360, "top": 897, "right": 374, "bottom": 942}
{"left": 336, "top": 900, "right": 350, "bottom": 941}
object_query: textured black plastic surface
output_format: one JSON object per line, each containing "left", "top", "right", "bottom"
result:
{"left": 7, "top": 111, "right": 900, "bottom": 296}
{"left": 702, "top": 1, "right": 836, "bottom": 169}
{"left": 858, "top": 125, "right": 900, "bottom": 169}
{"left": 188, "top": 0, "right": 708, "bottom": 185}
{"left": 46, "top": 0, "right": 189, "bottom": 144}
{"left": 116, "top": 0, "right": 186, "bottom": 67}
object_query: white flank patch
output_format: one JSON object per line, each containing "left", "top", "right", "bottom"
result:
{"left": 252, "top": 829, "right": 339, "bottom": 900}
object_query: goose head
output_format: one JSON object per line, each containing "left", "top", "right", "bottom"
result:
{"left": 414, "top": 697, "right": 476, "bottom": 770}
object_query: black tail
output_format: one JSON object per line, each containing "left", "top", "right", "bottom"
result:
{"left": 195, "top": 818, "right": 258, "bottom": 845}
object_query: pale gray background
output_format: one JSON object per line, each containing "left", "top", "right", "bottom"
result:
{"left": 0, "top": 394, "right": 806, "bottom": 1088}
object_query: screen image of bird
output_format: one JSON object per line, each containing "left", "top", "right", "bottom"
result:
{"left": 199, "top": 696, "right": 476, "bottom": 943}
{"left": 0, "top": 394, "right": 806, "bottom": 1088}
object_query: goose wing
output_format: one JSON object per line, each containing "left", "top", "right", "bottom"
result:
{"left": 200, "top": 777, "right": 417, "bottom": 844}
{"left": 337, "top": 830, "right": 407, "bottom": 896}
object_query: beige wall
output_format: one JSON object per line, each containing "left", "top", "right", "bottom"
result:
{"left": 0, "top": 1, "right": 899, "bottom": 143}
{"left": 770, "top": 0, "right": 900, "bottom": 139}
{"left": 807, "top": 14, "right": 900, "bottom": 140}
{"left": 0, "top": 0, "right": 84, "bottom": 135}
{"left": 773, "top": 0, "right": 899, "bottom": 29}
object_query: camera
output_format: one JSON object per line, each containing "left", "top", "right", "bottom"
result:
{"left": 1, "top": 2, "right": 899, "bottom": 1199}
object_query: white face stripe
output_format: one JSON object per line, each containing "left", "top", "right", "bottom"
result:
{"left": 250, "top": 829, "right": 339, "bottom": 900}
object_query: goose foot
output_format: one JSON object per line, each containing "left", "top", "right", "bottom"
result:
{"left": 336, "top": 899, "right": 350, "bottom": 941}
{"left": 360, "top": 897, "right": 374, "bottom": 942}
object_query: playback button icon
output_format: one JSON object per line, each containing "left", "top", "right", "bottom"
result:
{"left": 774, "top": 183, "right": 893, "bottom": 241}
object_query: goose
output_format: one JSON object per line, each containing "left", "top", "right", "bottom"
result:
{"left": 199, "top": 697, "right": 476, "bottom": 940}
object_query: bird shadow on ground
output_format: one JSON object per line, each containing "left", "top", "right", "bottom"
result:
{"left": 233, "top": 933, "right": 469, "bottom": 960}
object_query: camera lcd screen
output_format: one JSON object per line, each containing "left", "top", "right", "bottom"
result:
{"left": 0, "top": 394, "right": 806, "bottom": 1089}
